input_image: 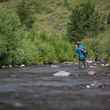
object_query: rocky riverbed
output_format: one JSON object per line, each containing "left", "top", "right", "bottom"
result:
{"left": 0, "top": 62, "right": 109, "bottom": 110}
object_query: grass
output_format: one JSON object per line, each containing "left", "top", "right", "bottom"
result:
{"left": 0, "top": 0, "right": 110, "bottom": 34}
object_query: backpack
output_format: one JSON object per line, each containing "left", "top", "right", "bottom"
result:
{"left": 80, "top": 48, "right": 87, "bottom": 57}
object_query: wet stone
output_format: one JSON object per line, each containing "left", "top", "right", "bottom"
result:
{"left": 53, "top": 71, "right": 71, "bottom": 77}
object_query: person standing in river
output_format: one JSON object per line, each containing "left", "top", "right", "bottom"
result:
{"left": 75, "top": 41, "right": 87, "bottom": 69}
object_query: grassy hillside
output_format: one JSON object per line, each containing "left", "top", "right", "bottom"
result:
{"left": 0, "top": 0, "right": 110, "bottom": 34}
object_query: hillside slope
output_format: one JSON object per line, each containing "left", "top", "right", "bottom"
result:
{"left": 0, "top": 0, "right": 110, "bottom": 34}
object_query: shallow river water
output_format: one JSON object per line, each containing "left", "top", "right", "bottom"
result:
{"left": 0, "top": 63, "right": 110, "bottom": 110}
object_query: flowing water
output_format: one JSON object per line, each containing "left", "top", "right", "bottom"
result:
{"left": 0, "top": 63, "right": 110, "bottom": 110}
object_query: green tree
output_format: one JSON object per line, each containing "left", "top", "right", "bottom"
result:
{"left": 0, "top": 7, "right": 22, "bottom": 65}
{"left": 0, "top": 0, "right": 9, "bottom": 2}
{"left": 67, "top": 1, "right": 103, "bottom": 42}
{"left": 17, "top": 0, "right": 44, "bottom": 29}
{"left": 97, "top": 29, "right": 110, "bottom": 62}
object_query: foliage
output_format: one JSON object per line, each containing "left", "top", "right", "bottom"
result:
{"left": 82, "top": 28, "right": 110, "bottom": 63}
{"left": 0, "top": 0, "right": 110, "bottom": 34}
{"left": 0, "top": 0, "right": 9, "bottom": 2}
{"left": 0, "top": 0, "right": 110, "bottom": 65}
{"left": 0, "top": 7, "right": 22, "bottom": 65}
{"left": 97, "top": 29, "right": 110, "bottom": 62}
{"left": 82, "top": 38, "right": 97, "bottom": 59}
{"left": 17, "top": 0, "right": 44, "bottom": 29}
{"left": 67, "top": 1, "right": 104, "bottom": 42}
{"left": 33, "top": 32, "right": 74, "bottom": 63}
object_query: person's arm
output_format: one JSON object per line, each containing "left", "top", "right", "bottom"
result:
{"left": 75, "top": 48, "right": 79, "bottom": 55}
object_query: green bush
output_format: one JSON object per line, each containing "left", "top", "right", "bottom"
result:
{"left": 17, "top": 0, "right": 44, "bottom": 29}
{"left": 30, "top": 32, "right": 75, "bottom": 63}
{"left": 97, "top": 29, "right": 110, "bottom": 62}
{"left": 0, "top": 7, "right": 75, "bottom": 65}
{"left": 35, "top": 42, "right": 57, "bottom": 64}
{"left": 67, "top": 1, "right": 104, "bottom": 42}
{"left": 52, "top": 39, "right": 74, "bottom": 62}
{"left": 0, "top": 7, "right": 22, "bottom": 65}
{"left": 17, "top": 31, "right": 75, "bottom": 64}
{"left": 82, "top": 29, "right": 110, "bottom": 63}
{"left": 82, "top": 38, "right": 97, "bottom": 59}
{"left": 18, "top": 38, "right": 38, "bottom": 64}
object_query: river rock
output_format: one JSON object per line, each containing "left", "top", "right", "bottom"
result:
{"left": 53, "top": 71, "right": 71, "bottom": 77}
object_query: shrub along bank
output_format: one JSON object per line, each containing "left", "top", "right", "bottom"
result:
{"left": 0, "top": 8, "right": 74, "bottom": 66}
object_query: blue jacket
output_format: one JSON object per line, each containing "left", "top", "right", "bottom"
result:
{"left": 75, "top": 48, "right": 86, "bottom": 60}
{"left": 75, "top": 43, "right": 87, "bottom": 60}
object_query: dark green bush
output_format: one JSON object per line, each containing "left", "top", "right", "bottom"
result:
{"left": 97, "top": 29, "right": 110, "bottom": 62}
{"left": 0, "top": 8, "right": 22, "bottom": 65}
{"left": 0, "top": 7, "right": 75, "bottom": 65}
{"left": 67, "top": 1, "right": 104, "bottom": 42}
{"left": 17, "top": 0, "right": 44, "bottom": 29}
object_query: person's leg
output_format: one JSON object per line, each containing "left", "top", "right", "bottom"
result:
{"left": 79, "top": 60, "right": 85, "bottom": 69}
{"left": 80, "top": 60, "right": 84, "bottom": 69}
{"left": 78, "top": 59, "right": 81, "bottom": 69}
{"left": 83, "top": 59, "right": 88, "bottom": 69}
{"left": 83, "top": 60, "right": 86, "bottom": 68}
{"left": 78, "top": 59, "right": 87, "bottom": 69}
